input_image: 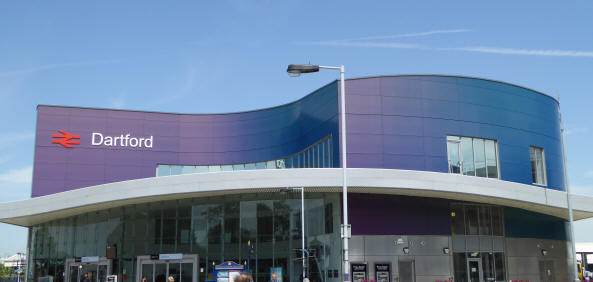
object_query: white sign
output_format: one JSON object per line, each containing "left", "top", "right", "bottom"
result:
{"left": 81, "top": 256, "right": 99, "bottom": 263}
{"left": 229, "top": 271, "right": 241, "bottom": 282}
{"left": 106, "top": 275, "right": 117, "bottom": 282}
{"left": 91, "top": 133, "right": 153, "bottom": 148}
{"left": 159, "top": 253, "right": 183, "bottom": 260}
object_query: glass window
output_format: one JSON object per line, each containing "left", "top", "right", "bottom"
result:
{"left": 478, "top": 206, "right": 491, "bottom": 235}
{"left": 321, "top": 140, "right": 326, "bottom": 168}
{"left": 283, "top": 158, "right": 291, "bottom": 169}
{"left": 473, "top": 139, "right": 486, "bottom": 177}
{"left": 156, "top": 165, "right": 170, "bottom": 176}
{"left": 482, "top": 252, "right": 495, "bottom": 281}
{"left": 244, "top": 163, "right": 256, "bottom": 170}
{"left": 208, "top": 165, "right": 221, "bottom": 172}
{"left": 233, "top": 164, "right": 244, "bottom": 171}
{"left": 447, "top": 136, "right": 460, "bottom": 141}
{"left": 314, "top": 145, "right": 319, "bottom": 168}
{"left": 154, "top": 135, "right": 333, "bottom": 178}
{"left": 491, "top": 207, "right": 503, "bottom": 236}
{"left": 296, "top": 153, "right": 302, "bottom": 168}
{"left": 304, "top": 150, "right": 309, "bottom": 168}
{"left": 494, "top": 252, "right": 506, "bottom": 281}
{"left": 465, "top": 206, "right": 479, "bottom": 235}
{"left": 324, "top": 203, "right": 333, "bottom": 234}
{"left": 448, "top": 136, "right": 498, "bottom": 179}
{"left": 309, "top": 148, "right": 313, "bottom": 168}
{"left": 326, "top": 139, "right": 332, "bottom": 167}
{"left": 447, "top": 140, "right": 461, "bottom": 174}
{"left": 170, "top": 165, "right": 182, "bottom": 175}
{"left": 530, "top": 146, "right": 547, "bottom": 185}
{"left": 461, "top": 137, "right": 475, "bottom": 176}
{"left": 485, "top": 140, "right": 498, "bottom": 178}
{"left": 181, "top": 166, "right": 197, "bottom": 175}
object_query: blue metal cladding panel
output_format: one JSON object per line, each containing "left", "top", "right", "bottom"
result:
{"left": 504, "top": 207, "right": 569, "bottom": 240}
{"left": 343, "top": 75, "right": 566, "bottom": 191}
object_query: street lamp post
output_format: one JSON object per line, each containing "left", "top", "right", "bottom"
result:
{"left": 287, "top": 64, "right": 350, "bottom": 282}
{"left": 16, "top": 252, "right": 24, "bottom": 282}
{"left": 559, "top": 112, "right": 580, "bottom": 282}
{"left": 280, "top": 187, "right": 306, "bottom": 281}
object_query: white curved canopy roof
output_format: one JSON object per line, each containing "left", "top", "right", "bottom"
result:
{"left": 1, "top": 168, "right": 592, "bottom": 227}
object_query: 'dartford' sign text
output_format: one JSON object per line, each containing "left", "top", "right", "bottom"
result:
{"left": 92, "top": 133, "right": 154, "bottom": 148}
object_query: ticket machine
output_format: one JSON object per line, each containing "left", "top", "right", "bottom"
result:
{"left": 351, "top": 263, "right": 367, "bottom": 282}
{"left": 374, "top": 263, "right": 391, "bottom": 282}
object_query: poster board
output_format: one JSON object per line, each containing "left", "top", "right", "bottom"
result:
{"left": 270, "top": 267, "right": 282, "bottom": 282}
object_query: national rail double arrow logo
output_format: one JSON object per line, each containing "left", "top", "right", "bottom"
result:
{"left": 51, "top": 130, "right": 80, "bottom": 148}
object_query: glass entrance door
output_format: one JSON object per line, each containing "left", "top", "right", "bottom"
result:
{"left": 136, "top": 255, "right": 198, "bottom": 282}
{"left": 539, "top": 260, "right": 555, "bottom": 282}
{"left": 466, "top": 259, "right": 482, "bottom": 282}
{"left": 398, "top": 260, "right": 415, "bottom": 282}
{"left": 65, "top": 258, "right": 111, "bottom": 282}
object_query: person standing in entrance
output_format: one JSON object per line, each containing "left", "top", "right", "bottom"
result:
{"left": 269, "top": 273, "right": 279, "bottom": 282}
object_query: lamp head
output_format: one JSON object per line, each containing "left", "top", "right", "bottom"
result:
{"left": 287, "top": 64, "right": 320, "bottom": 77}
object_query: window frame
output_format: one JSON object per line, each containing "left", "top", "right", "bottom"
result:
{"left": 446, "top": 135, "right": 501, "bottom": 179}
{"left": 529, "top": 146, "right": 547, "bottom": 186}
{"left": 447, "top": 137, "right": 461, "bottom": 174}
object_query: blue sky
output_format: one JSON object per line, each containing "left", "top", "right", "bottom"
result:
{"left": 0, "top": 1, "right": 592, "bottom": 255}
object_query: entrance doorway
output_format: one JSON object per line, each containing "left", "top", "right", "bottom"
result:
{"left": 65, "top": 258, "right": 111, "bottom": 282}
{"left": 539, "top": 260, "right": 554, "bottom": 282}
{"left": 466, "top": 258, "right": 482, "bottom": 282}
{"left": 136, "top": 255, "right": 198, "bottom": 282}
{"left": 398, "top": 260, "right": 415, "bottom": 282}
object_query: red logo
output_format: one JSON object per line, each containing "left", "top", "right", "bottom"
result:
{"left": 51, "top": 130, "right": 80, "bottom": 148}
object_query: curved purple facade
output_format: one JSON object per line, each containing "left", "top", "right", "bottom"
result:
{"left": 32, "top": 82, "right": 339, "bottom": 197}
{"left": 33, "top": 75, "right": 565, "bottom": 197}
{"left": 343, "top": 75, "right": 565, "bottom": 190}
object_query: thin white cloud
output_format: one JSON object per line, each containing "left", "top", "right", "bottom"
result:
{"left": 299, "top": 29, "right": 469, "bottom": 49}
{"left": 299, "top": 41, "right": 425, "bottom": 49}
{"left": 0, "top": 166, "right": 32, "bottom": 184}
{"left": 441, "top": 46, "right": 593, "bottom": 58}
{"left": 339, "top": 29, "right": 472, "bottom": 42}
{"left": 585, "top": 171, "right": 593, "bottom": 178}
{"left": 298, "top": 29, "right": 593, "bottom": 59}
{"left": 0, "top": 60, "right": 119, "bottom": 77}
